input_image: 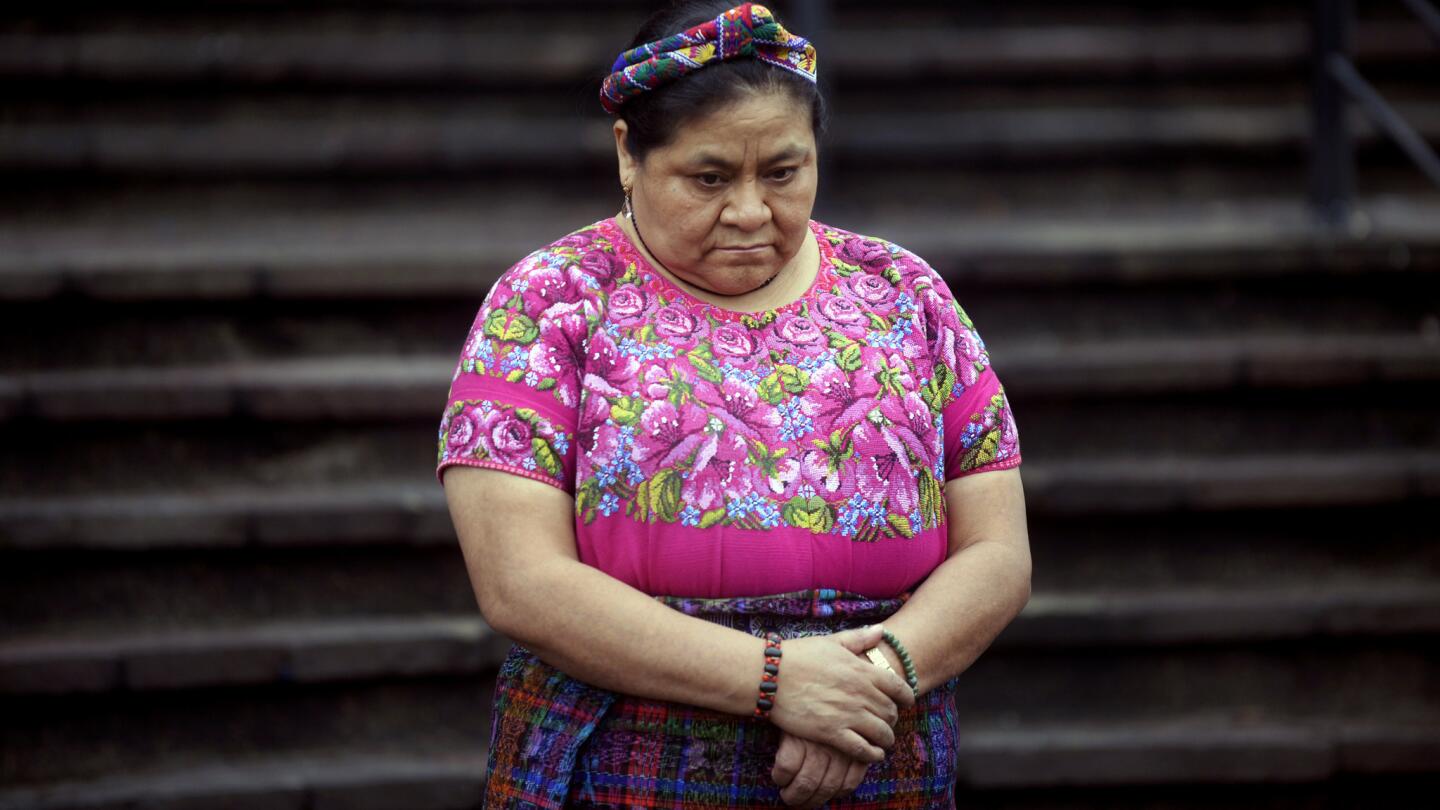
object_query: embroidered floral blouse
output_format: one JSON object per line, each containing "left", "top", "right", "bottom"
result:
{"left": 435, "top": 217, "right": 1021, "bottom": 599}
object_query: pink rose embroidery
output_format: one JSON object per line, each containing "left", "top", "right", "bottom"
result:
{"left": 771, "top": 313, "right": 826, "bottom": 354}
{"left": 848, "top": 274, "right": 898, "bottom": 308}
{"left": 840, "top": 236, "right": 895, "bottom": 274}
{"left": 655, "top": 304, "right": 699, "bottom": 338}
{"left": 814, "top": 295, "right": 868, "bottom": 338}
{"left": 446, "top": 409, "right": 483, "bottom": 457}
{"left": 579, "top": 250, "right": 618, "bottom": 281}
{"left": 476, "top": 409, "right": 534, "bottom": 466}
{"left": 609, "top": 286, "right": 648, "bottom": 325}
{"left": 712, "top": 322, "right": 761, "bottom": 363}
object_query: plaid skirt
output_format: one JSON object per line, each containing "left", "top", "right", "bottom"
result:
{"left": 480, "top": 587, "right": 964, "bottom": 809}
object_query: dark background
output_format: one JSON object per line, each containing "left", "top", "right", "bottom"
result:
{"left": 2, "top": 1, "right": 1439, "bottom": 807}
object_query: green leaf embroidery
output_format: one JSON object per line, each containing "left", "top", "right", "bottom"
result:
{"left": 757, "top": 373, "right": 786, "bottom": 405}
{"left": 687, "top": 343, "right": 724, "bottom": 383}
{"left": 887, "top": 513, "right": 915, "bottom": 538}
{"left": 483, "top": 309, "right": 539, "bottom": 344}
{"left": 531, "top": 438, "right": 562, "bottom": 478}
{"left": 609, "top": 395, "right": 644, "bottom": 425}
{"left": 647, "top": 469, "right": 683, "bottom": 523}
{"left": 837, "top": 343, "right": 863, "bottom": 372}
{"left": 782, "top": 495, "right": 835, "bottom": 533}
{"left": 922, "top": 364, "right": 955, "bottom": 413}
{"left": 924, "top": 468, "right": 945, "bottom": 528}
{"left": 776, "top": 364, "right": 809, "bottom": 394}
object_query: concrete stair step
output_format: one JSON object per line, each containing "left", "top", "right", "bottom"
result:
{"left": 5, "top": 505, "right": 1434, "bottom": 636}
{"left": 5, "top": 96, "right": 1436, "bottom": 176}
{"left": 3, "top": 501, "right": 1434, "bottom": 630}
{"left": 4, "top": 335, "right": 1436, "bottom": 422}
{"left": 2, "top": 14, "right": 1431, "bottom": 86}
{"left": 1, "top": 718, "right": 1436, "bottom": 807}
{"left": 0, "top": 751, "right": 489, "bottom": 810}
{"left": 2, "top": 452, "right": 1437, "bottom": 550}
{"left": 1, "top": 677, "right": 494, "bottom": 792}
{"left": 3, "top": 581, "right": 1437, "bottom": 695}
{"left": 2, "top": 192, "right": 1437, "bottom": 300}
{"left": 1, "top": 546, "right": 476, "bottom": 639}
{"left": 1028, "top": 505, "right": 1440, "bottom": 593}
{"left": 956, "top": 720, "right": 1440, "bottom": 787}
{"left": 4, "top": 267, "right": 1438, "bottom": 370}
{"left": 0, "top": 615, "right": 507, "bottom": 694}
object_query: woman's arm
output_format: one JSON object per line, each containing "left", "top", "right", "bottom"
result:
{"left": 865, "top": 467, "right": 1032, "bottom": 694}
{"left": 443, "top": 465, "right": 914, "bottom": 760}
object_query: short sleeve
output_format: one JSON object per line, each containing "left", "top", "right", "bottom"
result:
{"left": 921, "top": 275, "right": 1023, "bottom": 481}
{"left": 434, "top": 251, "right": 585, "bottom": 493}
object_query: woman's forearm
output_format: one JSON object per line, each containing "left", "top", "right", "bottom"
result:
{"left": 483, "top": 556, "right": 770, "bottom": 717}
{"left": 870, "top": 540, "right": 1031, "bottom": 695}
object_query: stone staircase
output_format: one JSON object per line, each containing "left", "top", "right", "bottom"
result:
{"left": 2, "top": 1, "right": 1439, "bottom": 808}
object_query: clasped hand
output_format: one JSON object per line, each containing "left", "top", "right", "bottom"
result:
{"left": 764, "top": 624, "right": 915, "bottom": 808}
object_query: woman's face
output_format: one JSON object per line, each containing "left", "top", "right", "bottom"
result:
{"left": 615, "top": 89, "right": 819, "bottom": 296}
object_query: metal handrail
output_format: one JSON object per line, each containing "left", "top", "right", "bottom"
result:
{"left": 1310, "top": 0, "right": 1440, "bottom": 230}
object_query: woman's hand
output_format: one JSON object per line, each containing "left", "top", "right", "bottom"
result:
{"left": 771, "top": 731, "right": 870, "bottom": 807}
{"left": 766, "top": 624, "right": 916, "bottom": 763}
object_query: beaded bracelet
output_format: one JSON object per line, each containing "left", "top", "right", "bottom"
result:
{"left": 881, "top": 628, "right": 920, "bottom": 698}
{"left": 753, "top": 631, "right": 783, "bottom": 720}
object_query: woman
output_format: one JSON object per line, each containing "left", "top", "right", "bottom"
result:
{"left": 436, "top": 2, "right": 1030, "bottom": 807}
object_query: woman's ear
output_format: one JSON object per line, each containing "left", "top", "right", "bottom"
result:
{"left": 613, "top": 119, "right": 637, "bottom": 189}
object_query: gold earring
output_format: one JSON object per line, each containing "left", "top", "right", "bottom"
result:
{"left": 621, "top": 182, "right": 634, "bottom": 219}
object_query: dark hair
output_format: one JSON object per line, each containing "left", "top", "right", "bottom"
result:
{"left": 610, "top": 0, "right": 828, "bottom": 162}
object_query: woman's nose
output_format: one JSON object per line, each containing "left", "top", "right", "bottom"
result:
{"left": 723, "top": 180, "right": 771, "bottom": 229}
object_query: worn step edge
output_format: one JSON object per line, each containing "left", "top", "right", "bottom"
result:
{"left": 4, "top": 584, "right": 1438, "bottom": 694}
{"left": 0, "top": 21, "right": 1430, "bottom": 85}
{"left": 0, "top": 615, "right": 508, "bottom": 694}
{"left": 4, "top": 103, "right": 1436, "bottom": 177}
{"left": 3, "top": 196, "right": 1436, "bottom": 300}
{"left": 4, "top": 334, "right": 1436, "bottom": 422}
{"left": 2, "top": 722, "right": 1436, "bottom": 808}
{"left": 0, "top": 751, "right": 488, "bottom": 810}
{"left": 1, "top": 454, "right": 1436, "bottom": 550}
{"left": 959, "top": 721, "right": 1440, "bottom": 788}
{"left": 1004, "top": 584, "right": 1440, "bottom": 648}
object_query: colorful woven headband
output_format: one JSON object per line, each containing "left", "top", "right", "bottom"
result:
{"left": 599, "top": 3, "right": 818, "bottom": 114}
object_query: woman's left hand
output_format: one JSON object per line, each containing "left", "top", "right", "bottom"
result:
{"left": 771, "top": 730, "right": 871, "bottom": 807}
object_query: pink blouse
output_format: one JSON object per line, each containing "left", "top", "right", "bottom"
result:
{"left": 435, "top": 217, "right": 1022, "bottom": 599}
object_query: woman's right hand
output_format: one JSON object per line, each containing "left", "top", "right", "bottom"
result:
{"left": 766, "top": 624, "right": 917, "bottom": 763}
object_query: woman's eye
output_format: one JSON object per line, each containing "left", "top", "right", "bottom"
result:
{"left": 696, "top": 173, "right": 724, "bottom": 187}
{"left": 770, "top": 167, "right": 796, "bottom": 182}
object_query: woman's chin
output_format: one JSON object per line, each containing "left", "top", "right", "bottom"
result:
{"left": 699, "top": 269, "right": 777, "bottom": 296}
